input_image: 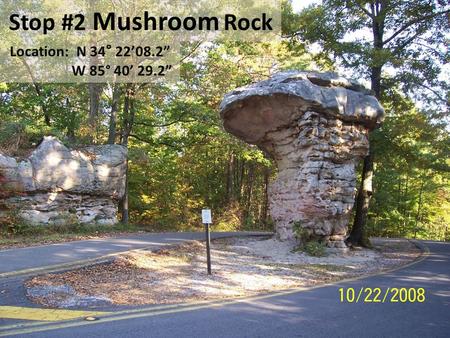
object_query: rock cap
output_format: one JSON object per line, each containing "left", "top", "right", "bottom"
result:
{"left": 220, "top": 71, "right": 384, "bottom": 144}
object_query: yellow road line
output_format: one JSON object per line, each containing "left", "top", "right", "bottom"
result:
{"left": 0, "top": 306, "right": 109, "bottom": 322}
{"left": 0, "top": 233, "right": 271, "bottom": 279}
{"left": 0, "top": 240, "right": 431, "bottom": 336}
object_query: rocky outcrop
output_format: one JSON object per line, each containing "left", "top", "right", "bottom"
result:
{"left": 0, "top": 137, "right": 127, "bottom": 226}
{"left": 220, "top": 71, "right": 384, "bottom": 247}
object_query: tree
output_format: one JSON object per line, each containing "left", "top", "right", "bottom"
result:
{"left": 369, "top": 89, "right": 449, "bottom": 240}
{"left": 288, "top": 0, "right": 449, "bottom": 246}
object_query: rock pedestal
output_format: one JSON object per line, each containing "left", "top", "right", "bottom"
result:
{"left": 0, "top": 137, "right": 127, "bottom": 226}
{"left": 220, "top": 71, "right": 384, "bottom": 247}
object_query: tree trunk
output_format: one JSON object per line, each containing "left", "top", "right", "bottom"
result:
{"left": 225, "top": 153, "right": 234, "bottom": 203}
{"left": 238, "top": 160, "right": 245, "bottom": 202}
{"left": 414, "top": 179, "right": 425, "bottom": 239}
{"left": 397, "top": 177, "right": 402, "bottom": 211}
{"left": 261, "top": 166, "right": 270, "bottom": 227}
{"left": 243, "top": 163, "right": 255, "bottom": 223}
{"left": 88, "top": 83, "right": 101, "bottom": 141}
{"left": 65, "top": 98, "right": 76, "bottom": 143}
{"left": 20, "top": 58, "right": 51, "bottom": 126}
{"left": 370, "top": 66, "right": 382, "bottom": 99}
{"left": 107, "top": 84, "right": 121, "bottom": 144}
{"left": 119, "top": 85, "right": 135, "bottom": 224}
{"left": 121, "top": 85, "right": 135, "bottom": 146}
{"left": 347, "top": 12, "right": 384, "bottom": 247}
{"left": 121, "top": 160, "right": 129, "bottom": 225}
{"left": 234, "top": 157, "right": 241, "bottom": 201}
{"left": 87, "top": 1, "right": 101, "bottom": 141}
{"left": 347, "top": 149, "right": 374, "bottom": 247}
{"left": 349, "top": 4, "right": 386, "bottom": 247}
{"left": 402, "top": 173, "right": 410, "bottom": 234}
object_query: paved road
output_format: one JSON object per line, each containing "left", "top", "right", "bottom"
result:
{"left": 0, "top": 232, "right": 270, "bottom": 276}
{"left": 1, "top": 240, "right": 449, "bottom": 337}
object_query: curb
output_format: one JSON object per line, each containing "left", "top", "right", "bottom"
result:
{"left": 0, "top": 240, "right": 431, "bottom": 337}
{"left": 0, "top": 232, "right": 272, "bottom": 279}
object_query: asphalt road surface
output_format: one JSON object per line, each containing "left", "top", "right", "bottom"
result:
{"left": 0, "top": 232, "right": 269, "bottom": 276}
{"left": 1, "top": 240, "right": 449, "bottom": 338}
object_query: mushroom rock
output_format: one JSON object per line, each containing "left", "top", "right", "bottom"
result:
{"left": 0, "top": 136, "right": 127, "bottom": 226}
{"left": 219, "top": 71, "right": 384, "bottom": 248}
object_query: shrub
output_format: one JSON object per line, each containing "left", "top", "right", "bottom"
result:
{"left": 303, "top": 241, "right": 327, "bottom": 257}
{"left": 293, "top": 221, "right": 311, "bottom": 242}
{"left": 0, "top": 209, "right": 31, "bottom": 235}
{"left": 292, "top": 220, "right": 327, "bottom": 257}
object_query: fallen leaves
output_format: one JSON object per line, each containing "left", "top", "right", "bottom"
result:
{"left": 25, "top": 238, "right": 420, "bottom": 307}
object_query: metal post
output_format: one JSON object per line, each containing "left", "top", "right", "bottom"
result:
{"left": 205, "top": 223, "right": 212, "bottom": 275}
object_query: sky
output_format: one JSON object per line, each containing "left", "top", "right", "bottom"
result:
{"left": 288, "top": 0, "right": 449, "bottom": 90}
{"left": 291, "top": 0, "right": 319, "bottom": 13}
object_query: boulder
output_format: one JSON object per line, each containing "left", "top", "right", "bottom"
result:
{"left": 0, "top": 137, "right": 127, "bottom": 226}
{"left": 220, "top": 71, "right": 384, "bottom": 247}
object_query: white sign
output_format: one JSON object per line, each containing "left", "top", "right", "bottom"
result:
{"left": 202, "top": 209, "right": 212, "bottom": 224}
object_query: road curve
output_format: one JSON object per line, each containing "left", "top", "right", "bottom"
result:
{"left": 0, "top": 232, "right": 270, "bottom": 277}
{"left": 3, "top": 240, "right": 449, "bottom": 338}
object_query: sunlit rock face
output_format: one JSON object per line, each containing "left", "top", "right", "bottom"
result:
{"left": 220, "top": 71, "right": 384, "bottom": 247}
{"left": 0, "top": 137, "right": 127, "bottom": 226}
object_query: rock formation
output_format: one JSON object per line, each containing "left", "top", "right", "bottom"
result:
{"left": 220, "top": 71, "right": 384, "bottom": 247}
{"left": 0, "top": 137, "right": 127, "bottom": 226}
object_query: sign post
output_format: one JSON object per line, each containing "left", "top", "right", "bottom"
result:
{"left": 201, "top": 209, "right": 212, "bottom": 275}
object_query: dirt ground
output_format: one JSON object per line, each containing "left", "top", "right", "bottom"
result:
{"left": 25, "top": 236, "right": 421, "bottom": 308}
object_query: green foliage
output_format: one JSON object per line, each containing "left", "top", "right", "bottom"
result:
{"left": 302, "top": 241, "right": 327, "bottom": 257}
{"left": 213, "top": 202, "right": 242, "bottom": 232}
{"left": 124, "top": 40, "right": 301, "bottom": 230}
{"left": 291, "top": 0, "right": 449, "bottom": 100}
{"left": 0, "top": 121, "right": 27, "bottom": 155}
{"left": 0, "top": 209, "right": 27, "bottom": 235}
{"left": 0, "top": 15, "right": 448, "bottom": 243}
{"left": 293, "top": 221, "right": 310, "bottom": 242}
{"left": 292, "top": 221, "right": 327, "bottom": 257}
{"left": 367, "top": 91, "right": 450, "bottom": 241}
{"left": 291, "top": 0, "right": 449, "bottom": 242}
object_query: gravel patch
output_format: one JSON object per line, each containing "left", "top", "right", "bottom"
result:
{"left": 26, "top": 283, "right": 112, "bottom": 308}
{"left": 228, "top": 237, "right": 380, "bottom": 265}
{"left": 25, "top": 237, "right": 421, "bottom": 308}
